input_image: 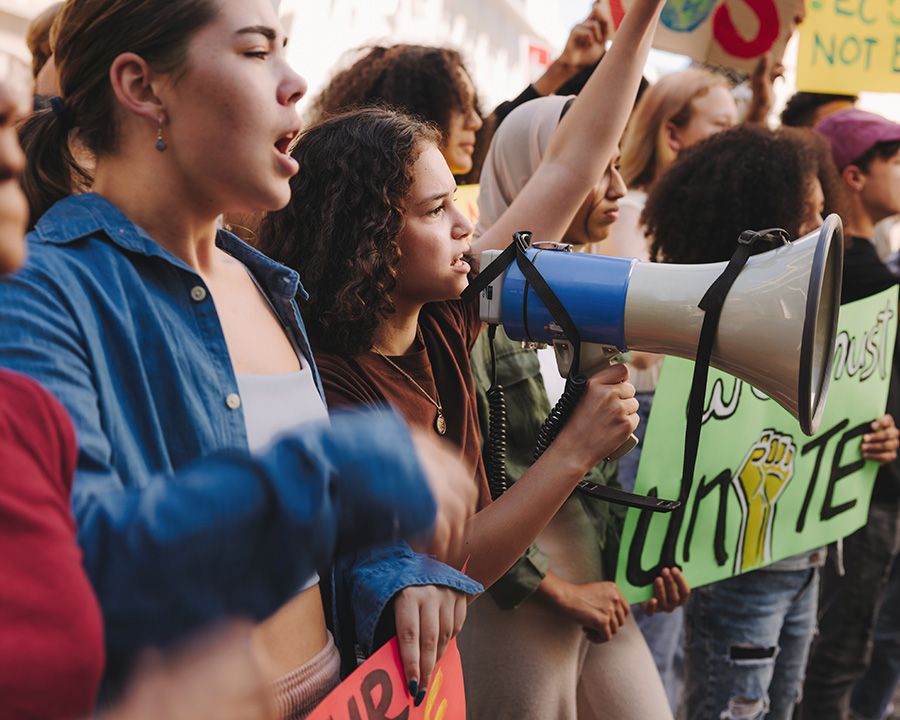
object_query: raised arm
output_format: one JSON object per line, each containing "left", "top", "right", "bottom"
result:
{"left": 471, "top": 0, "right": 664, "bottom": 256}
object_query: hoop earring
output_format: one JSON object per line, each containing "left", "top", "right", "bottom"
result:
{"left": 155, "top": 118, "right": 167, "bottom": 152}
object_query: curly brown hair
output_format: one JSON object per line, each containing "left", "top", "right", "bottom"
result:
{"left": 643, "top": 125, "right": 846, "bottom": 265}
{"left": 256, "top": 107, "right": 441, "bottom": 356}
{"left": 311, "top": 44, "right": 480, "bottom": 145}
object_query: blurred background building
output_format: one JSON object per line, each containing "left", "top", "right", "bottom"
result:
{"left": 0, "top": 0, "right": 57, "bottom": 61}
{"left": 280, "top": 0, "right": 566, "bottom": 116}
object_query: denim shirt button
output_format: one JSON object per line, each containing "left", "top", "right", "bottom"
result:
{"left": 810, "top": 551, "right": 821, "bottom": 563}
{"left": 190, "top": 286, "right": 207, "bottom": 302}
{"left": 225, "top": 393, "right": 241, "bottom": 410}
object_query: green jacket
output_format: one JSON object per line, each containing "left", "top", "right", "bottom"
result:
{"left": 471, "top": 327, "right": 624, "bottom": 609}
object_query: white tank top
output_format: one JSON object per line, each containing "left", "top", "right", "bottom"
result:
{"left": 233, "top": 263, "right": 330, "bottom": 592}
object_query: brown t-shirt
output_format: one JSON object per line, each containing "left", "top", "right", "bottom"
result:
{"left": 313, "top": 299, "right": 491, "bottom": 510}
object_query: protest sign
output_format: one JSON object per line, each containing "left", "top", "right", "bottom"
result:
{"left": 797, "top": 0, "right": 900, "bottom": 95}
{"left": 308, "top": 638, "right": 466, "bottom": 720}
{"left": 601, "top": 0, "right": 801, "bottom": 74}
{"left": 615, "top": 288, "right": 898, "bottom": 603}
{"left": 455, "top": 184, "right": 480, "bottom": 227}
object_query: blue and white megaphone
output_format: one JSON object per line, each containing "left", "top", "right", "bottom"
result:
{"left": 477, "top": 214, "right": 844, "bottom": 456}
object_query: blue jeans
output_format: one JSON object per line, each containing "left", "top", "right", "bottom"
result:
{"left": 850, "top": 548, "right": 900, "bottom": 720}
{"left": 799, "top": 502, "right": 900, "bottom": 720}
{"left": 683, "top": 567, "right": 819, "bottom": 720}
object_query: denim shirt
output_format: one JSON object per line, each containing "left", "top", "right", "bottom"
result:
{"left": 0, "top": 193, "right": 480, "bottom": 684}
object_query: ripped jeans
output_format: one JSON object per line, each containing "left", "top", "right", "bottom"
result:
{"left": 682, "top": 559, "right": 820, "bottom": 720}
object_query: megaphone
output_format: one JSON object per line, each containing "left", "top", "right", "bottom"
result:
{"left": 478, "top": 214, "right": 844, "bottom": 440}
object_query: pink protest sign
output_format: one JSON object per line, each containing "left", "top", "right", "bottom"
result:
{"left": 308, "top": 638, "right": 465, "bottom": 720}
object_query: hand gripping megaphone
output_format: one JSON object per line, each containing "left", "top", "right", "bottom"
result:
{"left": 472, "top": 214, "right": 844, "bottom": 472}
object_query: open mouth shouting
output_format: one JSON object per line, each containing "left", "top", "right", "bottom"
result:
{"left": 275, "top": 128, "right": 300, "bottom": 175}
{"left": 451, "top": 253, "right": 470, "bottom": 273}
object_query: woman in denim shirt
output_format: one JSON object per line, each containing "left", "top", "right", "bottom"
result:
{"left": 1, "top": 0, "right": 482, "bottom": 713}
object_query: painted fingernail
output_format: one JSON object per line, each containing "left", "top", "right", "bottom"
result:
{"left": 415, "top": 689, "right": 427, "bottom": 707}
{"left": 408, "top": 680, "right": 417, "bottom": 698}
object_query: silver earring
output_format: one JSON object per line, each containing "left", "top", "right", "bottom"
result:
{"left": 155, "top": 119, "right": 167, "bottom": 152}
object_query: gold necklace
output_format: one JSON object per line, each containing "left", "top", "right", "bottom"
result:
{"left": 372, "top": 327, "right": 446, "bottom": 435}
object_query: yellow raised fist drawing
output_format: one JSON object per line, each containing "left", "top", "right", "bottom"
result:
{"left": 732, "top": 430, "right": 796, "bottom": 574}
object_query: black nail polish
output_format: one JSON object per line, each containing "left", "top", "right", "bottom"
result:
{"left": 415, "top": 689, "right": 426, "bottom": 707}
{"left": 408, "top": 679, "right": 418, "bottom": 698}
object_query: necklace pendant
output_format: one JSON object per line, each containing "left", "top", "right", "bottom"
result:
{"left": 435, "top": 411, "right": 447, "bottom": 435}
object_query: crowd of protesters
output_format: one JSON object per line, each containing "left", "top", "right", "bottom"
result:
{"left": 2, "top": 0, "right": 900, "bottom": 719}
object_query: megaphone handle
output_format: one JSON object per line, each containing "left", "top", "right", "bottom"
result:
{"left": 605, "top": 433, "right": 639, "bottom": 461}
{"left": 553, "top": 341, "right": 640, "bottom": 461}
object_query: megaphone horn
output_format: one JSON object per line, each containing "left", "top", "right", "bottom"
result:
{"left": 479, "top": 214, "right": 844, "bottom": 438}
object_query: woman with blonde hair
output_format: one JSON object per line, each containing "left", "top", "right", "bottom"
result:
{"left": 258, "top": 0, "right": 668, "bottom": 712}
{"left": 595, "top": 68, "right": 735, "bottom": 260}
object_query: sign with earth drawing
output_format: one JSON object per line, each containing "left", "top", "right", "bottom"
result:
{"left": 601, "top": 0, "right": 803, "bottom": 73}
{"left": 615, "top": 288, "right": 898, "bottom": 603}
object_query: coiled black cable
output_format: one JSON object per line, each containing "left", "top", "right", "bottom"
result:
{"left": 485, "top": 325, "right": 511, "bottom": 500}
{"left": 533, "top": 373, "right": 587, "bottom": 462}
{"left": 486, "top": 384, "right": 510, "bottom": 500}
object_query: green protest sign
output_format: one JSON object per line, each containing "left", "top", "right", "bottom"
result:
{"left": 616, "top": 287, "right": 898, "bottom": 603}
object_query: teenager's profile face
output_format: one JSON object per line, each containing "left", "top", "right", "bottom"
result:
{"left": 563, "top": 154, "right": 627, "bottom": 246}
{"left": 0, "top": 56, "right": 31, "bottom": 275}
{"left": 859, "top": 148, "right": 900, "bottom": 224}
{"left": 156, "top": 0, "right": 307, "bottom": 214}
{"left": 395, "top": 144, "right": 474, "bottom": 306}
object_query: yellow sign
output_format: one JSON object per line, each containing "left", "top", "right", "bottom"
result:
{"left": 454, "top": 184, "right": 480, "bottom": 227}
{"left": 797, "top": 0, "right": 900, "bottom": 94}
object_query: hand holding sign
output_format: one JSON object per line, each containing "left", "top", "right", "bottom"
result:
{"left": 860, "top": 414, "right": 900, "bottom": 465}
{"left": 306, "top": 637, "right": 465, "bottom": 720}
{"left": 393, "top": 585, "right": 467, "bottom": 707}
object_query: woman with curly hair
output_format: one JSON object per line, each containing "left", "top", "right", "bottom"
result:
{"left": 311, "top": 2, "right": 612, "bottom": 181}
{"left": 258, "top": 0, "right": 666, "bottom": 708}
{"left": 642, "top": 124, "right": 897, "bottom": 720}
{"left": 645, "top": 125, "right": 836, "bottom": 263}
{"left": 313, "top": 45, "right": 483, "bottom": 176}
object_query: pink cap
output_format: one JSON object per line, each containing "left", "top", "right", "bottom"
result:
{"left": 816, "top": 108, "right": 900, "bottom": 171}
